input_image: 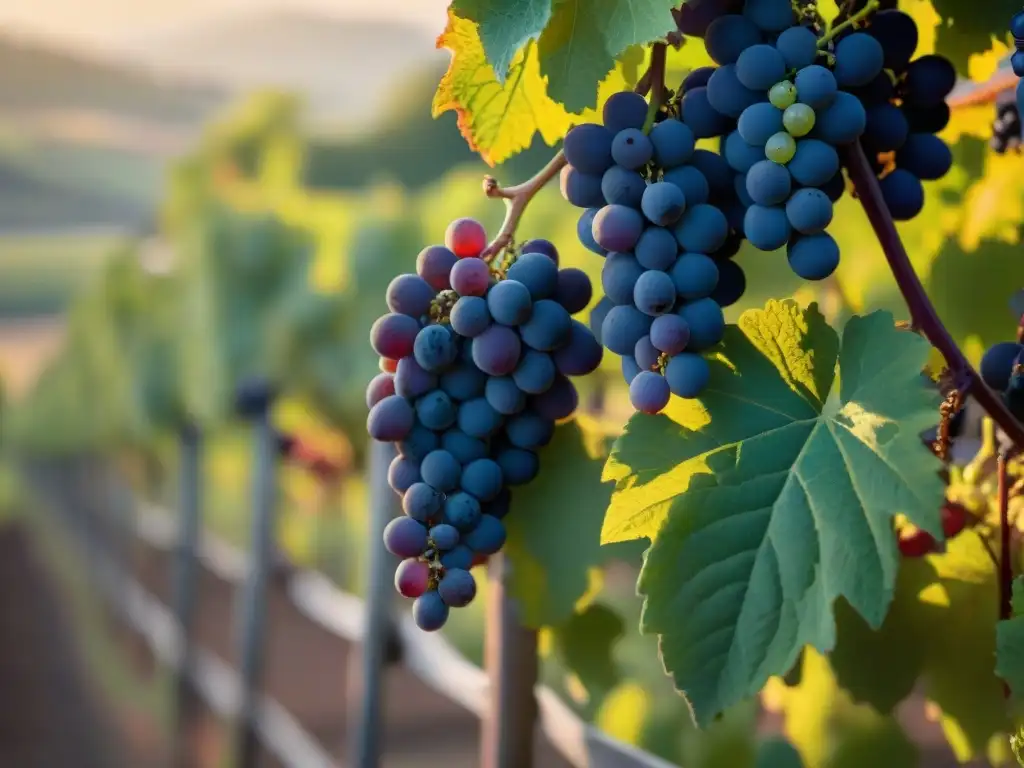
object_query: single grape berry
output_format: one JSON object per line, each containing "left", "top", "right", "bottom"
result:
{"left": 395, "top": 559, "right": 430, "bottom": 599}
{"left": 413, "top": 590, "right": 449, "bottom": 631}
{"left": 941, "top": 502, "right": 968, "bottom": 539}
{"left": 769, "top": 80, "right": 797, "bottom": 109}
{"left": 897, "top": 528, "right": 936, "bottom": 558}
{"left": 445, "top": 218, "right": 487, "bottom": 258}
{"left": 782, "top": 103, "right": 816, "bottom": 137}
{"left": 630, "top": 370, "right": 671, "bottom": 414}
{"left": 765, "top": 132, "right": 797, "bottom": 165}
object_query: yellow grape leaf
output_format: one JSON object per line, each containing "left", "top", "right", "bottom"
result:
{"left": 968, "top": 36, "right": 1012, "bottom": 83}
{"left": 432, "top": 10, "right": 635, "bottom": 166}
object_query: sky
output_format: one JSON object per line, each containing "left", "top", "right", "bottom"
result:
{"left": 0, "top": 0, "right": 451, "bottom": 48}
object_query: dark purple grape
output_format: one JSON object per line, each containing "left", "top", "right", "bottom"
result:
{"left": 563, "top": 124, "right": 614, "bottom": 175}
{"left": 552, "top": 320, "right": 603, "bottom": 376}
{"left": 513, "top": 349, "right": 557, "bottom": 395}
{"left": 370, "top": 313, "right": 419, "bottom": 359}
{"left": 388, "top": 456, "right": 421, "bottom": 494}
{"left": 650, "top": 314, "right": 691, "bottom": 355}
{"left": 506, "top": 252, "right": 559, "bottom": 300}
{"left": 495, "top": 447, "right": 540, "bottom": 485}
{"left": 553, "top": 268, "right": 593, "bottom": 315}
{"left": 429, "top": 523, "right": 460, "bottom": 551}
{"left": 464, "top": 515, "right": 506, "bottom": 555}
{"left": 460, "top": 458, "right": 504, "bottom": 501}
{"left": 592, "top": 204, "right": 645, "bottom": 252}
{"left": 413, "top": 324, "right": 459, "bottom": 372}
{"left": 635, "top": 335, "right": 661, "bottom": 371}
{"left": 487, "top": 279, "right": 533, "bottom": 325}
{"left": 603, "top": 91, "right": 649, "bottom": 134}
{"left": 443, "top": 492, "right": 482, "bottom": 532}
{"left": 520, "top": 299, "right": 572, "bottom": 351}
{"left": 472, "top": 325, "right": 522, "bottom": 375}
{"left": 416, "top": 245, "right": 458, "bottom": 290}
{"left": 450, "top": 296, "right": 492, "bottom": 337}
{"left": 367, "top": 395, "right": 415, "bottom": 442}
{"left": 394, "top": 357, "right": 436, "bottom": 399}
{"left": 403, "top": 482, "right": 443, "bottom": 522}
{"left": 413, "top": 590, "right": 449, "bottom": 631}
{"left": 641, "top": 182, "right": 687, "bottom": 226}
{"left": 438, "top": 568, "right": 477, "bottom": 607}
{"left": 383, "top": 516, "right": 428, "bottom": 558}
{"left": 630, "top": 371, "right": 671, "bottom": 414}
{"left": 531, "top": 373, "right": 578, "bottom": 421}
{"left": 519, "top": 238, "right": 559, "bottom": 264}
{"left": 450, "top": 257, "right": 491, "bottom": 297}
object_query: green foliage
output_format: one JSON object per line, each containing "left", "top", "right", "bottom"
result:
{"left": 504, "top": 418, "right": 615, "bottom": 626}
{"left": 537, "top": 0, "right": 672, "bottom": 112}
{"left": 928, "top": 0, "right": 1017, "bottom": 73}
{"left": 451, "top": 0, "right": 553, "bottom": 83}
{"left": 603, "top": 301, "right": 945, "bottom": 725}
{"left": 833, "top": 533, "right": 1009, "bottom": 761}
{"left": 550, "top": 601, "right": 624, "bottom": 705}
{"left": 998, "top": 578, "right": 1024, "bottom": 702}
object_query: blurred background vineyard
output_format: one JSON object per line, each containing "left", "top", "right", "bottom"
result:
{"left": 0, "top": 0, "right": 1021, "bottom": 765}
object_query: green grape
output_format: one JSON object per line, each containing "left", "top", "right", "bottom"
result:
{"left": 783, "top": 103, "right": 816, "bottom": 137}
{"left": 765, "top": 131, "right": 797, "bottom": 164}
{"left": 769, "top": 80, "right": 797, "bottom": 109}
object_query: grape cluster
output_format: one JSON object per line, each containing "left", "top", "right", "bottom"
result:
{"left": 991, "top": 98, "right": 1022, "bottom": 155}
{"left": 561, "top": 91, "right": 738, "bottom": 414}
{"left": 980, "top": 338, "right": 1024, "bottom": 424}
{"left": 365, "top": 218, "right": 602, "bottom": 631}
{"left": 555, "top": 0, "right": 962, "bottom": 418}
{"left": 1011, "top": 10, "right": 1024, "bottom": 77}
{"left": 727, "top": 26, "right": 865, "bottom": 280}
{"left": 843, "top": 11, "right": 956, "bottom": 220}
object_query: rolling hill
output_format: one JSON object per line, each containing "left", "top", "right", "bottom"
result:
{"left": 114, "top": 11, "right": 446, "bottom": 126}
{"left": 0, "top": 33, "right": 226, "bottom": 126}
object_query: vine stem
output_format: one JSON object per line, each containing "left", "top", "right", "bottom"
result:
{"left": 479, "top": 43, "right": 668, "bottom": 261}
{"left": 842, "top": 142, "right": 1024, "bottom": 450}
{"left": 479, "top": 151, "right": 568, "bottom": 261}
{"left": 999, "top": 451, "right": 1012, "bottom": 624}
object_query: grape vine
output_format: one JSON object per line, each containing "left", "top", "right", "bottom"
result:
{"left": 364, "top": 0, "right": 1024, "bottom": 762}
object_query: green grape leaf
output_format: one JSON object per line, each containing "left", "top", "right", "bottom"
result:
{"left": 754, "top": 737, "right": 804, "bottom": 768}
{"left": 770, "top": 648, "right": 919, "bottom": 768}
{"left": 504, "top": 417, "right": 614, "bottom": 627}
{"left": 828, "top": 557, "right": 938, "bottom": 714}
{"left": 433, "top": 10, "right": 577, "bottom": 166}
{"left": 537, "top": 0, "right": 676, "bottom": 112}
{"left": 998, "top": 578, "right": 1024, "bottom": 701}
{"left": 929, "top": 0, "right": 1015, "bottom": 74}
{"left": 919, "top": 533, "right": 1010, "bottom": 761}
{"left": 606, "top": 301, "right": 945, "bottom": 725}
{"left": 432, "top": 10, "right": 638, "bottom": 165}
{"left": 552, "top": 602, "right": 624, "bottom": 700}
{"left": 450, "top": 0, "right": 553, "bottom": 83}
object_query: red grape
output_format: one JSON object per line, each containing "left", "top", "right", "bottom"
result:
{"left": 366, "top": 372, "right": 396, "bottom": 408}
{"left": 445, "top": 218, "right": 487, "bottom": 258}
{"left": 897, "top": 528, "right": 936, "bottom": 558}
{"left": 941, "top": 502, "right": 968, "bottom": 539}
{"left": 379, "top": 357, "right": 398, "bottom": 373}
{"left": 395, "top": 558, "right": 430, "bottom": 598}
